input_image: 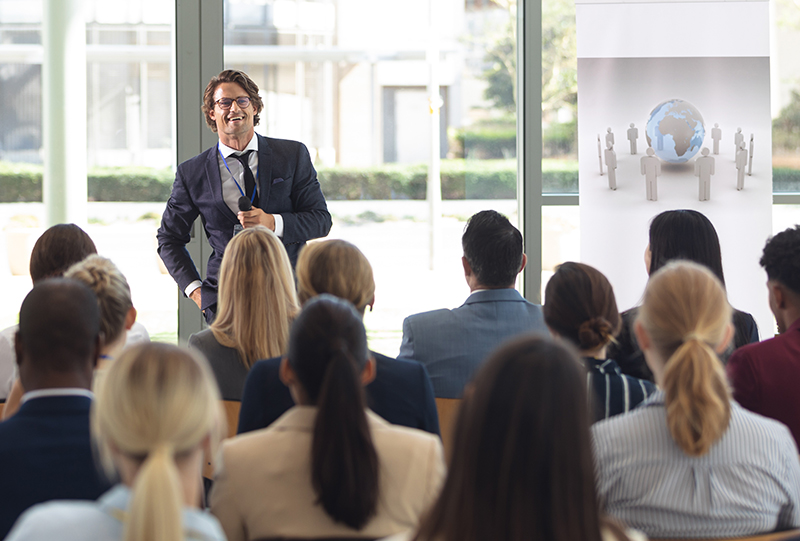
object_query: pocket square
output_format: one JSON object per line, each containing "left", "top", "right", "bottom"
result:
{"left": 272, "top": 177, "right": 284, "bottom": 185}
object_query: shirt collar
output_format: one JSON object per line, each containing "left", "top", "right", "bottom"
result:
{"left": 217, "top": 134, "right": 258, "bottom": 158}
{"left": 20, "top": 387, "right": 94, "bottom": 405}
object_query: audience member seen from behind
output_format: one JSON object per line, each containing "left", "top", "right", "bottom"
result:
{"left": 594, "top": 262, "right": 800, "bottom": 539}
{"left": 5, "top": 342, "right": 226, "bottom": 541}
{"left": 399, "top": 210, "right": 547, "bottom": 398}
{"left": 238, "top": 239, "right": 440, "bottom": 435}
{"left": 0, "top": 279, "right": 110, "bottom": 539}
{"left": 389, "top": 336, "right": 644, "bottom": 541}
{"left": 544, "top": 262, "right": 655, "bottom": 422}
{"left": 0, "top": 224, "right": 96, "bottom": 400}
{"left": 189, "top": 226, "right": 299, "bottom": 400}
{"left": 728, "top": 225, "right": 800, "bottom": 448}
{"left": 609, "top": 209, "right": 759, "bottom": 382}
{"left": 211, "top": 296, "right": 445, "bottom": 541}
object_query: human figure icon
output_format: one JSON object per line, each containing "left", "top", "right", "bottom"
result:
{"left": 711, "top": 123, "right": 722, "bottom": 155}
{"left": 736, "top": 141, "right": 747, "bottom": 190}
{"left": 695, "top": 147, "right": 715, "bottom": 201}
{"left": 605, "top": 141, "right": 617, "bottom": 190}
{"left": 748, "top": 133, "right": 754, "bottom": 176}
{"left": 597, "top": 134, "right": 604, "bottom": 176}
{"left": 734, "top": 128, "right": 743, "bottom": 154}
{"left": 627, "top": 123, "right": 638, "bottom": 155}
{"left": 641, "top": 147, "right": 661, "bottom": 201}
{"left": 605, "top": 127, "right": 614, "bottom": 148}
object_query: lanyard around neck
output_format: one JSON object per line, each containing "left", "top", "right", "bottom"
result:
{"left": 218, "top": 144, "right": 258, "bottom": 205}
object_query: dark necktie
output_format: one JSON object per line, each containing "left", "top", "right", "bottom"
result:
{"left": 232, "top": 150, "right": 259, "bottom": 208}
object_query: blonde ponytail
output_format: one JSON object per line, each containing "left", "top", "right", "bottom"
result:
{"left": 125, "top": 445, "right": 183, "bottom": 541}
{"left": 638, "top": 261, "right": 732, "bottom": 456}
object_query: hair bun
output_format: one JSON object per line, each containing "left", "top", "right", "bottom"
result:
{"left": 578, "top": 317, "right": 612, "bottom": 350}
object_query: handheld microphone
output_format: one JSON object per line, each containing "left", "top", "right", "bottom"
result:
{"left": 238, "top": 195, "right": 252, "bottom": 212}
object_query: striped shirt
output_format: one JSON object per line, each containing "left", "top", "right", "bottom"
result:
{"left": 593, "top": 390, "right": 800, "bottom": 539}
{"left": 585, "top": 357, "right": 656, "bottom": 423}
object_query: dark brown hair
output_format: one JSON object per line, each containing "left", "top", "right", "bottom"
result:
{"left": 287, "top": 295, "right": 378, "bottom": 530}
{"left": 201, "top": 69, "right": 263, "bottom": 132}
{"left": 413, "top": 336, "right": 613, "bottom": 541}
{"left": 29, "top": 224, "right": 97, "bottom": 283}
{"left": 543, "top": 262, "right": 621, "bottom": 351}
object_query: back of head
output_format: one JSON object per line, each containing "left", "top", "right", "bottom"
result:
{"left": 543, "top": 262, "right": 621, "bottom": 351}
{"left": 92, "top": 342, "right": 222, "bottom": 541}
{"left": 287, "top": 295, "right": 378, "bottom": 530}
{"left": 462, "top": 210, "right": 523, "bottom": 288}
{"left": 296, "top": 240, "right": 375, "bottom": 313}
{"left": 65, "top": 255, "right": 132, "bottom": 347}
{"left": 17, "top": 278, "right": 100, "bottom": 381}
{"left": 212, "top": 226, "right": 299, "bottom": 367}
{"left": 415, "top": 336, "right": 602, "bottom": 541}
{"left": 648, "top": 209, "right": 726, "bottom": 285}
{"left": 29, "top": 224, "right": 96, "bottom": 283}
{"left": 638, "top": 261, "right": 732, "bottom": 456}
{"left": 760, "top": 225, "right": 800, "bottom": 296}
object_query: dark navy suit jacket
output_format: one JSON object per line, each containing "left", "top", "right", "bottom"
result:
{"left": 237, "top": 352, "right": 440, "bottom": 436}
{"left": 156, "top": 134, "right": 332, "bottom": 311}
{"left": 0, "top": 395, "right": 110, "bottom": 539}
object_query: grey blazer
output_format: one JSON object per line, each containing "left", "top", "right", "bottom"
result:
{"left": 188, "top": 329, "right": 250, "bottom": 401}
{"left": 399, "top": 289, "right": 548, "bottom": 398}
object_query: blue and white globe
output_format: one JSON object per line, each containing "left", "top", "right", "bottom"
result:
{"left": 645, "top": 99, "right": 705, "bottom": 163}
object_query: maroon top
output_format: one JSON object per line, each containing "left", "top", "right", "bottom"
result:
{"left": 727, "top": 317, "right": 800, "bottom": 449}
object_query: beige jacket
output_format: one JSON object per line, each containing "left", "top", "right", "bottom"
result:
{"left": 210, "top": 406, "right": 446, "bottom": 541}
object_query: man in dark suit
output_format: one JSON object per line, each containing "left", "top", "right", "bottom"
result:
{"left": 157, "top": 69, "right": 332, "bottom": 322}
{"left": 0, "top": 279, "right": 110, "bottom": 538}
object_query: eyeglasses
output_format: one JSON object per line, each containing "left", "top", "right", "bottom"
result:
{"left": 215, "top": 97, "right": 251, "bottom": 110}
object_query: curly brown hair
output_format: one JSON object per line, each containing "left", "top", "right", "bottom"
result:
{"left": 201, "top": 69, "right": 263, "bottom": 132}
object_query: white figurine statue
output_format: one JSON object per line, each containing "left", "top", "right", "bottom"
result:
{"left": 748, "top": 133, "right": 754, "bottom": 176}
{"left": 711, "top": 123, "right": 722, "bottom": 155}
{"left": 736, "top": 141, "right": 748, "bottom": 190}
{"left": 695, "top": 147, "right": 715, "bottom": 201}
{"left": 734, "top": 128, "right": 743, "bottom": 154}
{"left": 641, "top": 147, "right": 661, "bottom": 201}
{"left": 627, "top": 123, "right": 638, "bottom": 155}
{"left": 597, "top": 134, "right": 604, "bottom": 176}
{"left": 605, "top": 141, "right": 617, "bottom": 190}
{"left": 605, "top": 127, "right": 614, "bottom": 148}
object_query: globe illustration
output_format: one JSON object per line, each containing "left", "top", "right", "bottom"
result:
{"left": 645, "top": 99, "right": 705, "bottom": 163}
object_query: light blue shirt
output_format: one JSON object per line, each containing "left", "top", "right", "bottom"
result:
{"left": 593, "top": 390, "right": 800, "bottom": 539}
{"left": 5, "top": 485, "right": 226, "bottom": 541}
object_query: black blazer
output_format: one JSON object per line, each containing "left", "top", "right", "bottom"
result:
{"left": 157, "top": 135, "right": 332, "bottom": 311}
{"left": 0, "top": 395, "right": 111, "bottom": 539}
{"left": 237, "top": 352, "right": 441, "bottom": 436}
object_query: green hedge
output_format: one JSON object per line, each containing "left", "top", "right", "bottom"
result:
{"left": 773, "top": 168, "right": 800, "bottom": 193}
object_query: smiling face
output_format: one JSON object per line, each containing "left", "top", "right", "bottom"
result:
{"left": 209, "top": 82, "right": 255, "bottom": 147}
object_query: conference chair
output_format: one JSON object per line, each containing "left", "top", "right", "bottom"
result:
{"left": 203, "top": 400, "right": 241, "bottom": 480}
{"left": 651, "top": 530, "right": 800, "bottom": 541}
{"left": 434, "top": 397, "right": 461, "bottom": 461}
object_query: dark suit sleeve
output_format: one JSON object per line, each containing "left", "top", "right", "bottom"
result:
{"left": 399, "top": 317, "right": 416, "bottom": 360}
{"left": 237, "top": 358, "right": 295, "bottom": 434}
{"left": 280, "top": 143, "right": 332, "bottom": 246}
{"left": 417, "top": 364, "right": 440, "bottom": 436}
{"left": 156, "top": 165, "right": 202, "bottom": 293}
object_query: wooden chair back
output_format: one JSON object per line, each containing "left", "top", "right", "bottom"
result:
{"left": 434, "top": 397, "right": 462, "bottom": 462}
{"left": 0, "top": 401, "right": 4, "bottom": 420}
{"left": 203, "top": 399, "right": 241, "bottom": 480}
{"left": 651, "top": 530, "right": 800, "bottom": 541}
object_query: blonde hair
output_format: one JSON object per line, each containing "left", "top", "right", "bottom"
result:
{"left": 65, "top": 255, "right": 132, "bottom": 346}
{"left": 211, "top": 226, "right": 299, "bottom": 367}
{"left": 92, "top": 342, "right": 223, "bottom": 541}
{"left": 296, "top": 240, "right": 375, "bottom": 313}
{"left": 637, "top": 261, "right": 732, "bottom": 456}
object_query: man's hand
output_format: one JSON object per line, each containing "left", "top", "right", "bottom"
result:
{"left": 238, "top": 207, "right": 275, "bottom": 231}
{"left": 189, "top": 288, "right": 202, "bottom": 309}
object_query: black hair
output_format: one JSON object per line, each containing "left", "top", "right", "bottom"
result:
{"left": 287, "top": 294, "right": 378, "bottom": 530}
{"left": 649, "top": 210, "right": 725, "bottom": 285}
{"left": 462, "top": 210, "right": 523, "bottom": 288}
{"left": 760, "top": 225, "right": 800, "bottom": 295}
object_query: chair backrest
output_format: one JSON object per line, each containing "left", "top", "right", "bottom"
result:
{"left": 651, "top": 530, "right": 800, "bottom": 541}
{"left": 435, "top": 397, "right": 462, "bottom": 461}
{"left": 203, "top": 399, "right": 242, "bottom": 479}
{"left": 0, "top": 401, "right": 5, "bottom": 420}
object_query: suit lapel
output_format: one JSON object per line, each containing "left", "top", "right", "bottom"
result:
{"left": 205, "top": 145, "right": 238, "bottom": 224}
{"left": 257, "top": 134, "right": 273, "bottom": 210}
